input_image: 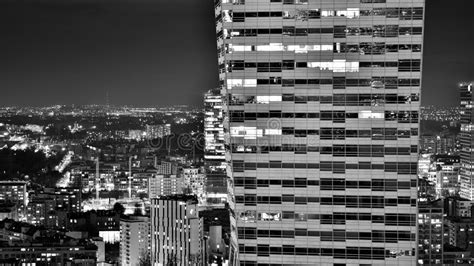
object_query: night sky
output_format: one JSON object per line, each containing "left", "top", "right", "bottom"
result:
{"left": 0, "top": 0, "right": 472, "bottom": 107}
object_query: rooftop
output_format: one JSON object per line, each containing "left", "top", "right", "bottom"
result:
{"left": 153, "top": 194, "right": 198, "bottom": 204}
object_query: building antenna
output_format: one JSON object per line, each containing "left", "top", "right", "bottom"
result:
{"left": 106, "top": 91, "right": 110, "bottom": 108}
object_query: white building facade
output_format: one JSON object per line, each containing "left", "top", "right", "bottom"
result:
{"left": 150, "top": 196, "right": 202, "bottom": 265}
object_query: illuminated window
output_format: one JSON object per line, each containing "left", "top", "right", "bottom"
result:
{"left": 286, "top": 44, "right": 333, "bottom": 53}
{"left": 239, "top": 210, "right": 256, "bottom": 222}
{"left": 265, "top": 129, "right": 282, "bottom": 135}
{"left": 223, "top": 10, "right": 232, "bottom": 22}
{"left": 256, "top": 43, "right": 284, "bottom": 52}
{"left": 322, "top": 8, "right": 360, "bottom": 18}
{"left": 307, "top": 60, "right": 359, "bottom": 72}
{"left": 222, "top": 0, "right": 244, "bottom": 4}
{"left": 359, "top": 111, "right": 384, "bottom": 119}
{"left": 229, "top": 44, "right": 252, "bottom": 52}
{"left": 230, "top": 43, "right": 333, "bottom": 53}
{"left": 244, "top": 79, "right": 257, "bottom": 87}
{"left": 256, "top": 95, "right": 282, "bottom": 104}
{"left": 259, "top": 212, "right": 281, "bottom": 221}
{"left": 227, "top": 79, "right": 257, "bottom": 89}
{"left": 230, "top": 126, "right": 263, "bottom": 139}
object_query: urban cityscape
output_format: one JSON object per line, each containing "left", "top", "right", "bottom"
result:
{"left": 0, "top": 0, "right": 472, "bottom": 266}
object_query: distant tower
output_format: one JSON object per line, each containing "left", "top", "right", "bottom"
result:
{"left": 203, "top": 89, "right": 227, "bottom": 207}
{"left": 96, "top": 156, "right": 100, "bottom": 200}
{"left": 105, "top": 91, "right": 110, "bottom": 108}
{"left": 459, "top": 82, "right": 474, "bottom": 200}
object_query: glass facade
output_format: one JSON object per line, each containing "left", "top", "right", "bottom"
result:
{"left": 459, "top": 82, "right": 474, "bottom": 200}
{"left": 214, "top": 0, "right": 425, "bottom": 264}
{"left": 418, "top": 200, "right": 443, "bottom": 265}
{"left": 204, "top": 89, "right": 228, "bottom": 206}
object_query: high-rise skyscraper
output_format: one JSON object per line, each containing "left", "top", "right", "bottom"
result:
{"left": 150, "top": 195, "right": 202, "bottom": 265}
{"left": 204, "top": 89, "right": 228, "bottom": 207}
{"left": 459, "top": 82, "right": 474, "bottom": 200}
{"left": 214, "top": 0, "right": 425, "bottom": 264}
{"left": 120, "top": 215, "right": 151, "bottom": 266}
{"left": 417, "top": 200, "right": 443, "bottom": 265}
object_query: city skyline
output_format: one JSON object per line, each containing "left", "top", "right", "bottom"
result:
{"left": 0, "top": 0, "right": 472, "bottom": 107}
{"left": 0, "top": 0, "right": 471, "bottom": 265}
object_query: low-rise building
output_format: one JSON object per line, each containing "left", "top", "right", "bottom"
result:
{"left": 148, "top": 174, "right": 183, "bottom": 198}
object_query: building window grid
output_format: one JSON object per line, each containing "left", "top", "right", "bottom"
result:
{"left": 218, "top": 0, "right": 420, "bottom": 265}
